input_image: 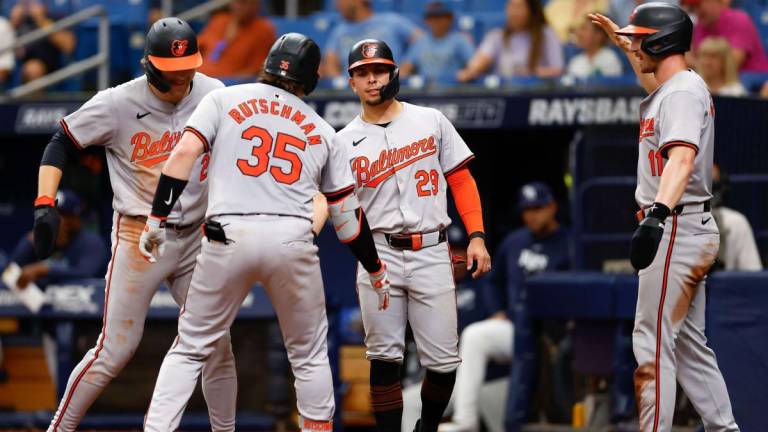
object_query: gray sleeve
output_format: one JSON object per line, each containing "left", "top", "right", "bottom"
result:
{"left": 323, "top": 133, "right": 356, "bottom": 194}
{"left": 658, "top": 90, "right": 705, "bottom": 158}
{"left": 540, "top": 26, "right": 564, "bottom": 69}
{"left": 437, "top": 111, "right": 474, "bottom": 175}
{"left": 184, "top": 91, "right": 221, "bottom": 152}
{"left": 60, "top": 89, "right": 116, "bottom": 148}
{"left": 477, "top": 29, "right": 502, "bottom": 59}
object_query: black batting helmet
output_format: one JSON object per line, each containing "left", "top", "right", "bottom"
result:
{"left": 142, "top": 17, "right": 202, "bottom": 92}
{"left": 615, "top": 2, "right": 693, "bottom": 57}
{"left": 263, "top": 33, "right": 321, "bottom": 96}
{"left": 348, "top": 39, "right": 400, "bottom": 100}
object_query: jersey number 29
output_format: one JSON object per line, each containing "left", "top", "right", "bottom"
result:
{"left": 237, "top": 126, "right": 306, "bottom": 185}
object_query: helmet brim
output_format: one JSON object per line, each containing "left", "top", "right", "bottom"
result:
{"left": 348, "top": 58, "right": 396, "bottom": 71}
{"left": 615, "top": 25, "right": 660, "bottom": 36}
{"left": 148, "top": 52, "right": 203, "bottom": 71}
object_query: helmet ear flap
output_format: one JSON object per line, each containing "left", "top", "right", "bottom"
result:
{"left": 142, "top": 57, "right": 172, "bottom": 93}
{"left": 379, "top": 66, "right": 400, "bottom": 101}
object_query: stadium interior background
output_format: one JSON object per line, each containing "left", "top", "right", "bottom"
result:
{"left": 1, "top": 0, "right": 767, "bottom": 431}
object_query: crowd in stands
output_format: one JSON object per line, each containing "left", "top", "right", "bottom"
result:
{"left": 1, "top": 0, "right": 768, "bottom": 95}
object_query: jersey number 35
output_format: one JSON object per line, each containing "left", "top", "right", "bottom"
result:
{"left": 237, "top": 126, "right": 306, "bottom": 185}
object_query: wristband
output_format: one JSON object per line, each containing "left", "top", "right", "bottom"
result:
{"left": 35, "top": 195, "right": 56, "bottom": 207}
{"left": 468, "top": 231, "right": 486, "bottom": 241}
{"left": 648, "top": 202, "right": 671, "bottom": 220}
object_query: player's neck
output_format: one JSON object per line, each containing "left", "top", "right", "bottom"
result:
{"left": 654, "top": 55, "right": 688, "bottom": 86}
{"left": 148, "top": 82, "right": 189, "bottom": 105}
{"left": 361, "top": 99, "right": 402, "bottom": 125}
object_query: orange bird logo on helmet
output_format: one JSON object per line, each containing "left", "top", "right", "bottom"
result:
{"left": 171, "top": 39, "right": 189, "bottom": 57}
{"left": 361, "top": 43, "right": 378, "bottom": 58}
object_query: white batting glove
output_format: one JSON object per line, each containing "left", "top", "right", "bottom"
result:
{"left": 138, "top": 216, "right": 166, "bottom": 263}
{"left": 369, "top": 263, "right": 390, "bottom": 311}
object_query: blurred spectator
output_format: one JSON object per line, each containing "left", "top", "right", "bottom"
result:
{"left": 0, "top": 15, "right": 15, "bottom": 86}
{"left": 565, "top": 18, "right": 623, "bottom": 79}
{"left": 711, "top": 164, "right": 763, "bottom": 271}
{"left": 457, "top": 0, "right": 563, "bottom": 81}
{"left": 320, "top": 0, "right": 421, "bottom": 77}
{"left": 544, "top": 0, "right": 608, "bottom": 43}
{"left": 10, "top": 0, "right": 76, "bottom": 84}
{"left": 689, "top": 0, "right": 768, "bottom": 72}
{"left": 762, "top": 81, "right": 768, "bottom": 98}
{"left": 400, "top": 1, "right": 474, "bottom": 84}
{"left": 697, "top": 37, "right": 747, "bottom": 96}
{"left": 609, "top": 0, "right": 679, "bottom": 27}
{"left": 197, "top": 0, "right": 276, "bottom": 79}
{"left": 7, "top": 190, "right": 107, "bottom": 289}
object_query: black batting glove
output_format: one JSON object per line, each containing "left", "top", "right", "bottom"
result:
{"left": 33, "top": 196, "right": 60, "bottom": 259}
{"left": 630, "top": 202, "right": 670, "bottom": 270}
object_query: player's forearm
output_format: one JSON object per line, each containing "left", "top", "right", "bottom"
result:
{"left": 161, "top": 132, "right": 204, "bottom": 180}
{"left": 312, "top": 193, "right": 329, "bottom": 236}
{"left": 37, "top": 165, "right": 63, "bottom": 198}
{"left": 625, "top": 52, "right": 658, "bottom": 94}
{"left": 654, "top": 149, "right": 695, "bottom": 208}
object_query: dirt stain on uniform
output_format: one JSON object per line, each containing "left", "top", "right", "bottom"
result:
{"left": 634, "top": 362, "right": 655, "bottom": 414}
{"left": 116, "top": 333, "right": 128, "bottom": 345}
{"left": 122, "top": 319, "right": 134, "bottom": 329}
{"left": 671, "top": 242, "right": 717, "bottom": 323}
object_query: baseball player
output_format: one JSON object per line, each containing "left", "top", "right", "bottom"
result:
{"left": 139, "top": 33, "right": 390, "bottom": 432}
{"left": 592, "top": 4, "right": 739, "bottom": 431}
{"left": 334, "top": 39, "right": 491, "bottom": 432}
{"left": 32, "top": 18, "right": 237, "bottom": 432}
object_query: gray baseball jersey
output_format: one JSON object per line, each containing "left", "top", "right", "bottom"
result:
{"left": 636, "top": 70, "right": 714, "bottom": 208}
{"left": 335, "top": 102, "right": 474, "bottom": 233}
{"left": 49, "top": 74, "right": 237, "bottom": 432}
{"left": 632, "top": 69, "right": 739, "bottom": 432}
{"left": 185, "top": 83, "right": 354, "bottom": 218}
{"left": 335, "top": 102, "right": 473, "bottom": 375}
{"left": 144, "top": 83, "right": 352, "bottom": 431}
{"left": 61, "top": 73, "right": 221, "bottom": 225}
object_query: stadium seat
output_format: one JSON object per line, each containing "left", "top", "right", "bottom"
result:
{"left": 271, "top": 13, "right": 339, "bottom": 50}
{"left": 76, "top": 0, "right": 148, "bottom": 26}
{"left": 469, "top": 11, "right": 506, "bottom": 44}
{"left": 466, "top": 0, "right": 507, "bottom": 12}
{"left": 739, "top": 71, "right": 768, "bottom": 92}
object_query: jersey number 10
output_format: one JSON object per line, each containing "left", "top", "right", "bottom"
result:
{"left": 237, "top": 126, "right": 306, "bottom": 185}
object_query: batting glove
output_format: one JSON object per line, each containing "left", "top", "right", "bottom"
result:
{"left": 369, "top": 263, "right": 390, "bottom": 311}
{"left": 630, "top": 202, "right": 669, "bottom": 270}
{"left": 33, "top": 196, "right": 60, "bottom": 259}
{"left": 139, "top": 216, "right": 166, "bottom": 263}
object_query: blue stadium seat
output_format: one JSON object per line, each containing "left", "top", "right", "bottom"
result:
{"left": 465, "top": 0, "right": 507, "bottom": 12}
{"left": 271, "top": 13, "right": 338, "bottom": 51}
{"left": 469, "top": 11, "right": 506, "bottom": 44}
{"left": 739, "top": 71, "right": 768, "bottom": 92}
{"left": 76, "top": 0, "right": 148, "bottom": 26}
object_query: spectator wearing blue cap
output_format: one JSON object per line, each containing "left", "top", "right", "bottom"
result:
{"left": 320, "top": 0, "right": 422, "bottom": 77}
{"left": 429, "top": 182, "right": 571, "bottom": 432}
{"left": 7, "top": 190, "right": 107, "bottom": 290}
{"left": 400, "top": 1, "right": 475, "bottom": 85}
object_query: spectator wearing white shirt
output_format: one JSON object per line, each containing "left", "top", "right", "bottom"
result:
{"left": 565, "top": 18, "right": 623, "bottom": 79}
{"left": 711, "top": 164, "right": 763, "bottom": 271}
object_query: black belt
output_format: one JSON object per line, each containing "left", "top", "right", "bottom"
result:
{"left": 384, "top": 228, "right": 446, "bottom": 251}
{"left": 635, "top": 200, "right": 711, "bottom": 222}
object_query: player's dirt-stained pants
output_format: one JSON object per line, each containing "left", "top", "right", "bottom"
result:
{"left": 357, "top": 233, "right": 461, "bottom": 373}
{"left": 144, "top": 215, "right": 334, "bottom": 431}
{"left": 633, "top": 210, "right": 739, "bottom": 432}
{"left": 47, "top": 213, "right": 238, "bottom": 432}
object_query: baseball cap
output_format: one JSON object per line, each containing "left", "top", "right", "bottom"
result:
{"left": 518, "top": 182, "right": 554, "bottom": 209}
{"left": 424, "top": 1, "right": 454, "bottom": 17}
{"left": 56, "top": 190, "right": 82, "bottom": 216}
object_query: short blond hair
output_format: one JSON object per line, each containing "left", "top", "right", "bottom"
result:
{"left": 698, "top": 37, "right": 739, "bottom": 85}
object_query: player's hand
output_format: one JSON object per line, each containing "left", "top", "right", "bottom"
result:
{"left": 18, "top": 262, "right": 48, "bottom": 289}
{"left": 466, "top": 237, "right": 491, "bottom": 279}
{"left": 369, "top": 263, "right": 390, "bottom": 311}
{"left": 588, "top": 13, "right": 631, "bottom": 53}
{"left": 630, "top": 203, "right": 670, "bottom": 270}
{"left": 139, "top": 216, "right": 166, "bottom": 263}
{"left": 33, "top": 198, "right": 60, "bottom": 260}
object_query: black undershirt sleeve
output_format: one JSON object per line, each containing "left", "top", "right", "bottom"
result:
{"left": 345, "top": 208, "right": 382, "bottom": 274}
{"left": 40, "top": 129, "right": 80, "bottom": 169}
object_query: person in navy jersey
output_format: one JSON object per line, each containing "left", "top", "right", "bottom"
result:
{"left": 320, "top": 0, "right": 422, "bottom": 77}
{"left": 433, "top": 182, "right": 571, "bottom": 432}
{"left": 400, "top": 1, "right": 475, "bottom": 85}
{"left": 9, "top": 190, "right": 107, "bottom": 289}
